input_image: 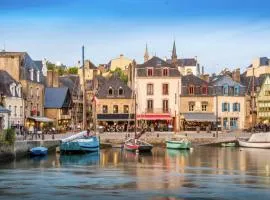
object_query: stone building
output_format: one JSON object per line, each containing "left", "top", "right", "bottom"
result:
{"left": 136, "top": 56, "right": 181, "bottom": 132}
{"left": 95, "top": 75, "right": 135, "bottom": 131}
{"left": 108, "top": 54, "right": 132, "bottom": 72}
{"left": 246, "top": 57, "right": 270, "bottom": 77}
{"left": 180, "top": 74, "right": 215, "bottom": 131}
{"left": 0, "top": 70, "right": 24, "bottom": 128}
{"left": 0, "top": 52, "right": 45, "bottom": 127}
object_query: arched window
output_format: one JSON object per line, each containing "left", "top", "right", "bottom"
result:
{"left": 118, "top": 87, "right": 124, "bottom": 96}
{"left": 108, "top": 87, "right": 113, "bottom": 96}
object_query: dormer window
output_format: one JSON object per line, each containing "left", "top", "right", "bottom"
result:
{"left": 147, "top": 68, "right": 153, "bottom": 76}
{"left": 234, "top": 85, "right": 240, "bottom": 96}
{"left": 223, "top": 84, "right": 229, "bottom": 95}
{"left": 188, "top": 85, "right": 195, "bottom": 95}
{"left": 163, "top": 68, "right": 168, "bottom": 76}
{"left": 202, "top": 86, "right": 208, "bottom": 95}
{"left": 118, "top": 87, "right": 124, "bottom": 96}
{"left": 10, "top": 83, "right": 16, "bottom": 97}
{"left": 108, "top": 87, "right": 113, "bottom": 96}
{"left": 37, "top": 70, "right": 40, "bottom": 82}
{"left": 16, "top": 85, "right": 22, "bottom": 98}
{"left": 30, "top": 68, "right": 34, "bottom": 81}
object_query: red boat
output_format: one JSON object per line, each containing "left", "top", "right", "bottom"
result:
{"left": 124, "top": 138, "right": 153, "bottom": 152}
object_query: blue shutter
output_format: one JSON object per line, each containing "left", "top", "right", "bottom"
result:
{"left": 228, "top": 103, "right": 230, "bottom": 112}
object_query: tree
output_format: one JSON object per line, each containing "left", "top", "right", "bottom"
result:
{"left": 67, "top": 67, "right": 78, "bottom": 75}
{"left": 110, "top": 67, "right": 128, "bottom": 83}
{"left": 47, "top": 61, "right": 56, "bottom": 71}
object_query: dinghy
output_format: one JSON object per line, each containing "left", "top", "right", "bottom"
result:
{"left": 124, "top": 138, "right": 153, "bottom": 152}
{"left": 166, "top": 138, "right": 191, "bottom": 149}
{"left": 30, "top": 147, "right": 48, "bottom": 156}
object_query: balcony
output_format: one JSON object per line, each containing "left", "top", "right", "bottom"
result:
{"left": 145, "top": 108, "right": 171, "bottom": 114}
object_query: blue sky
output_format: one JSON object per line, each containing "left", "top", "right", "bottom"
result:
{"left": 1, "top": 0, "right": 270, "bottom": 73}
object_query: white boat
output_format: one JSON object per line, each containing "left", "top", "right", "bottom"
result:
{"left": 238, "top": 132, "right": 270, "bottom": 148}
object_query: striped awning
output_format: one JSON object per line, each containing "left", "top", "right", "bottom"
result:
{"left": 137, "top": 114, "right": 172, "bottom": 120}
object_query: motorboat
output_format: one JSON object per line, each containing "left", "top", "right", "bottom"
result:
{"left": 30, "top": 147, "right": 48, "bottom": 156}
{"left": 238, "top": 132, "right": 270, "bottom": 149}
{"left": 166, "top": 138, "right": 191, "bottom": 149}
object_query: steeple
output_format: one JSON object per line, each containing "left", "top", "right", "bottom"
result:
{"left": 144, "top": 43, "right": 149, "bottom": 62}
{"left": 171, "top": 40, "right": 177, "bottom": 64}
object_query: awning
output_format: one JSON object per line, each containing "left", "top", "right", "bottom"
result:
{"left": 97, "top": 114, "right": 135, "bottom": 121}
{"left": 137, "top": 114, "right": 172, "bottom": 120}
{"left": 28, "top": 116, "right": 54, "bottom": 122}
{"left": 182, "top": 113, "right": 216, "bottom": 122}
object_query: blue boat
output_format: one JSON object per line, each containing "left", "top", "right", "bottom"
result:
{"left": 60, "top": 136, "right": 100, "bottom": 154}
{"left": 30, "top": 147, "right": 48, "bottom": 156}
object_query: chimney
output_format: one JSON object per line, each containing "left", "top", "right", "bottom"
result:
{"left": 52, "top": 70, "right": 59, "bottom": 87}
{"left": 46, "top": 70, "right": 53, "bottom": 87}
{"left": 232, "top": 68, "right": 240, "bottom": 82}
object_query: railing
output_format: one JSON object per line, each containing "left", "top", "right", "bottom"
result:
{"left": 145, "top": 108, "right": 171, "bottom": 114}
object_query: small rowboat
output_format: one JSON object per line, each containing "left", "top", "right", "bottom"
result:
{"left": 221, "top": 142, "right": 236, "bottom": 147}
{"left": 166, "top": 138, "right": 191, "bottom": 150}
{"left": 30, "top": 147, "right": 48, "bottom": 156}
{"left": 124, "top": 138, "right": 153, "bottom": 152}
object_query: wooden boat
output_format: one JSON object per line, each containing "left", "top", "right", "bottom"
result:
{"left": 221, "top": 142, "right": 236, "bottom": 147}
{"left": 60, "top": 135, "right": 99, "bottom": 153}
{"left": 124, "top": 138, "right": 153, "bottom": 152}
{"left": 238, "top": 140, "right": 270, "bottom": 149}
{"left": 30, "top": 147, "right": 48, "bottom": 156}
{"left": 166, "top": 139, "right": 191, "bottom": 149}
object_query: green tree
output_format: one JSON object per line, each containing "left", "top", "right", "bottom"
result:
{"left": 67, "top": 67, "right": 78, "bottom": 75}
{"left": 110, "top": 67, "right": 128, "bottom": 84}
{"left": 47, "top": 61, "right": 56, "bottom": 71}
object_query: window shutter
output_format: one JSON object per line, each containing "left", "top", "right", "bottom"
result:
{"left": 222, "top": 103, "right": 224, "bottom": 112}
{"left": 238, "top": 103, "right": 240, "bottom": 111}
{"left": 228, "top": 103, "right": 230, "bottom": 112}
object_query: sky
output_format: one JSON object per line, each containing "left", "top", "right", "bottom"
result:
{"left": 1, "top": 0, "right": 270, "bottom": 73}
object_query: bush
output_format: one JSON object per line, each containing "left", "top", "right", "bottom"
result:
{"left": 4, "top": 128, "right": 16, "bottom": 145}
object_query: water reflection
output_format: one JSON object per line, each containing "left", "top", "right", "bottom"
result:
{"left": 1, "top": 147, "right": 270, "bottom": 200}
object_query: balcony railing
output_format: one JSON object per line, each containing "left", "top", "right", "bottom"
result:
{"left": 145, "top": 108, "right": 171, "bottom": 114}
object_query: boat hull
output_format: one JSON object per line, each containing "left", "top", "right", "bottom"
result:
{"left": 238, "top": 140, "right": 270, "bottom": 148}
{"left": 124, "top": 139, "right": 153, "bottom": 152}
{"left": 60, "top": 136, "right": 100, "bottom": 153}
{"left": 221, "top": 143, "right": 236, "bottom": 147}
{"left": 166, "top": 140, "right": 191, "bottom": 149}
{"left": 30, "top": 147, "right": 48, "bottom": 156}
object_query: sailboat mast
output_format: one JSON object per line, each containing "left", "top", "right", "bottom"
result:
{"left": 251, "top": 68, "right": 255, "bottom": 132}
{"left": 82, "top": 45, "right": 87, "bottom": 130}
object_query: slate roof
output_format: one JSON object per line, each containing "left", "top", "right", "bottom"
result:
{"left": 181, "top": 74, "right": 213, "bottom": 96}
{"left": 44, "top": 87, "right": 72, "bottom": 109}
{"left": 96, "top": 75, "right": 132, "bottom": 99}
{"left": 34, "top": 60, "right": 43, "bottom": 71}
{"left": 167, "top": 58, "right": 197, "bottom": 66}
{"left": 59, "top": 75, "right": 81, "bottom": 96}
{"left": 240, "top": 72, "right": 269, "bottom": 94}
{"left": 0, "top": 70, "right": 20, "bottom": 97}
{"left": 137, "top": 56, "right": 181, "bottom": 77}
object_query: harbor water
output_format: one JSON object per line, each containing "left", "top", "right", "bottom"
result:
{"left": 0, "top": 147, "right": 270, "bottom": 200}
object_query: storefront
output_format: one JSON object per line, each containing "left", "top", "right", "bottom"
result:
{"left": 26, "top": 116, "right": 54, "bottom": 133}
{"left": 137, "top": 114, "right": 173, "bottom": 132}
{"left": 180, "top": 113, "right": 217, "bottom": 131}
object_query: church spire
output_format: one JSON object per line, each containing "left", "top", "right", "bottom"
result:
{"left": 171, "top": 40, "right": 177, "bottom": 64}
{"left": 144, "top": 43, "right": 149, "bottom": 62}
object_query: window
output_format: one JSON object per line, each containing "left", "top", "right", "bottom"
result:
{"left": 147, "top": 84, "right": 154, "bottom": 95}
{"left": 14, "top": 106, "right": 17, "bottom": 117}
{"left": 36, "top": 88, "right": 39, "bottom": 98}
{"left": 230, "top": 118, "right": 238, "bottom": 129}
{"left": 147, "top": 68, "right": 153, "bottom": 76}
{"left": 118, "top": 87, "right": 124, "bottom": 96}
{"left": 234, "top": 85, "right": 240, "bottom": 96}
{"left": 8, "top": 105, "right": 11, "bottom": 112}
{"left": 189, "top": 102, "right": 195, "bottom": 111}
{"left": 62, "top": 108, "right": 69, "bottom": 115}
{"left": 162, "top": 83, "right": 169, "bottom": 95}
{"left": 30, "top": 69, "right": 34, "bottom": 81}
{"left": 147, "top": 99, "right": 153, "bottom": 112}
{"left": 37, "top": 70, "right": 40, "bottom": 82}
{"left": 222, "top": 102, "right": 230, "bottom": 112}
{"left": 20, "top": 106, "right": 23, "bottom": 117}
{"left": 123, "top": 105, "right": 129, "bottom": 113}
{"left": 163, "top": 100, "right": 169, "bottom": 113}
{"left": 233, "top": 103, "right": 240, "bottom": 112}
{"left": 202, "top": 102, "right": 208, "bottom": 111}
{"left": 163, "top": 68, "right": 168, "bottom": 76}
{"left": 188, "top": 85, "right": 194, "bottom": 95}
{"left": 265, "top": 90, "right": 270, "bottom": 96}
{"left": 202, "top": 86, "right": 208, "bottom": 95}
{"left": 30, "top": 87, "right": 33, "bottom": 97}
{"left": 17, "top": 86, "right": 21, "bottom": 97}
{"left": 102, "top": 105, "right": 108, "bottom": 113}
{"left": 223, "top": 117, "right": 228, "bottom": 129}
{"left": 113, "top": 105, "right": 118, "bottom": 114}
{"left": 108, "top": 87, "right": 113, "bottom": 96}
{"left": 223, "top": 85, "right": 229, "bottom": 95}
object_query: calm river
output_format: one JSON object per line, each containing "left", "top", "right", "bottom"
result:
{"left": 0, "top": 147, "right": 270, "bottom": 200}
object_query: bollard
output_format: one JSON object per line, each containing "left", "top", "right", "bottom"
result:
{"left": 157, "top": 133, "right": 159, "bottom": 138}
{"left": 52, "top": 133, "right": 55, "bottom": 140}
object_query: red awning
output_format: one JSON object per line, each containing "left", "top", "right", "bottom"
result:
{"left": 137, "top": 114, "right": 172, "bottom": 120}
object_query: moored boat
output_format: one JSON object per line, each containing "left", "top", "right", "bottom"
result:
{"left": 238, "top": 132, "right": 270, "bottom": 149}
{"left": 166, "top": 139, "right": 191, "bottom": 149}
{"left": 30, "top": 147, "right": 48, "bottom": 156}
{"left": 124, "top": 138, "right": 153, "bottom": 152}
{"left": 60, "top": 136, "right": 100, "bottom": 153}
{"left": 221, "top": 142, "right": 236, "bottom": 147}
